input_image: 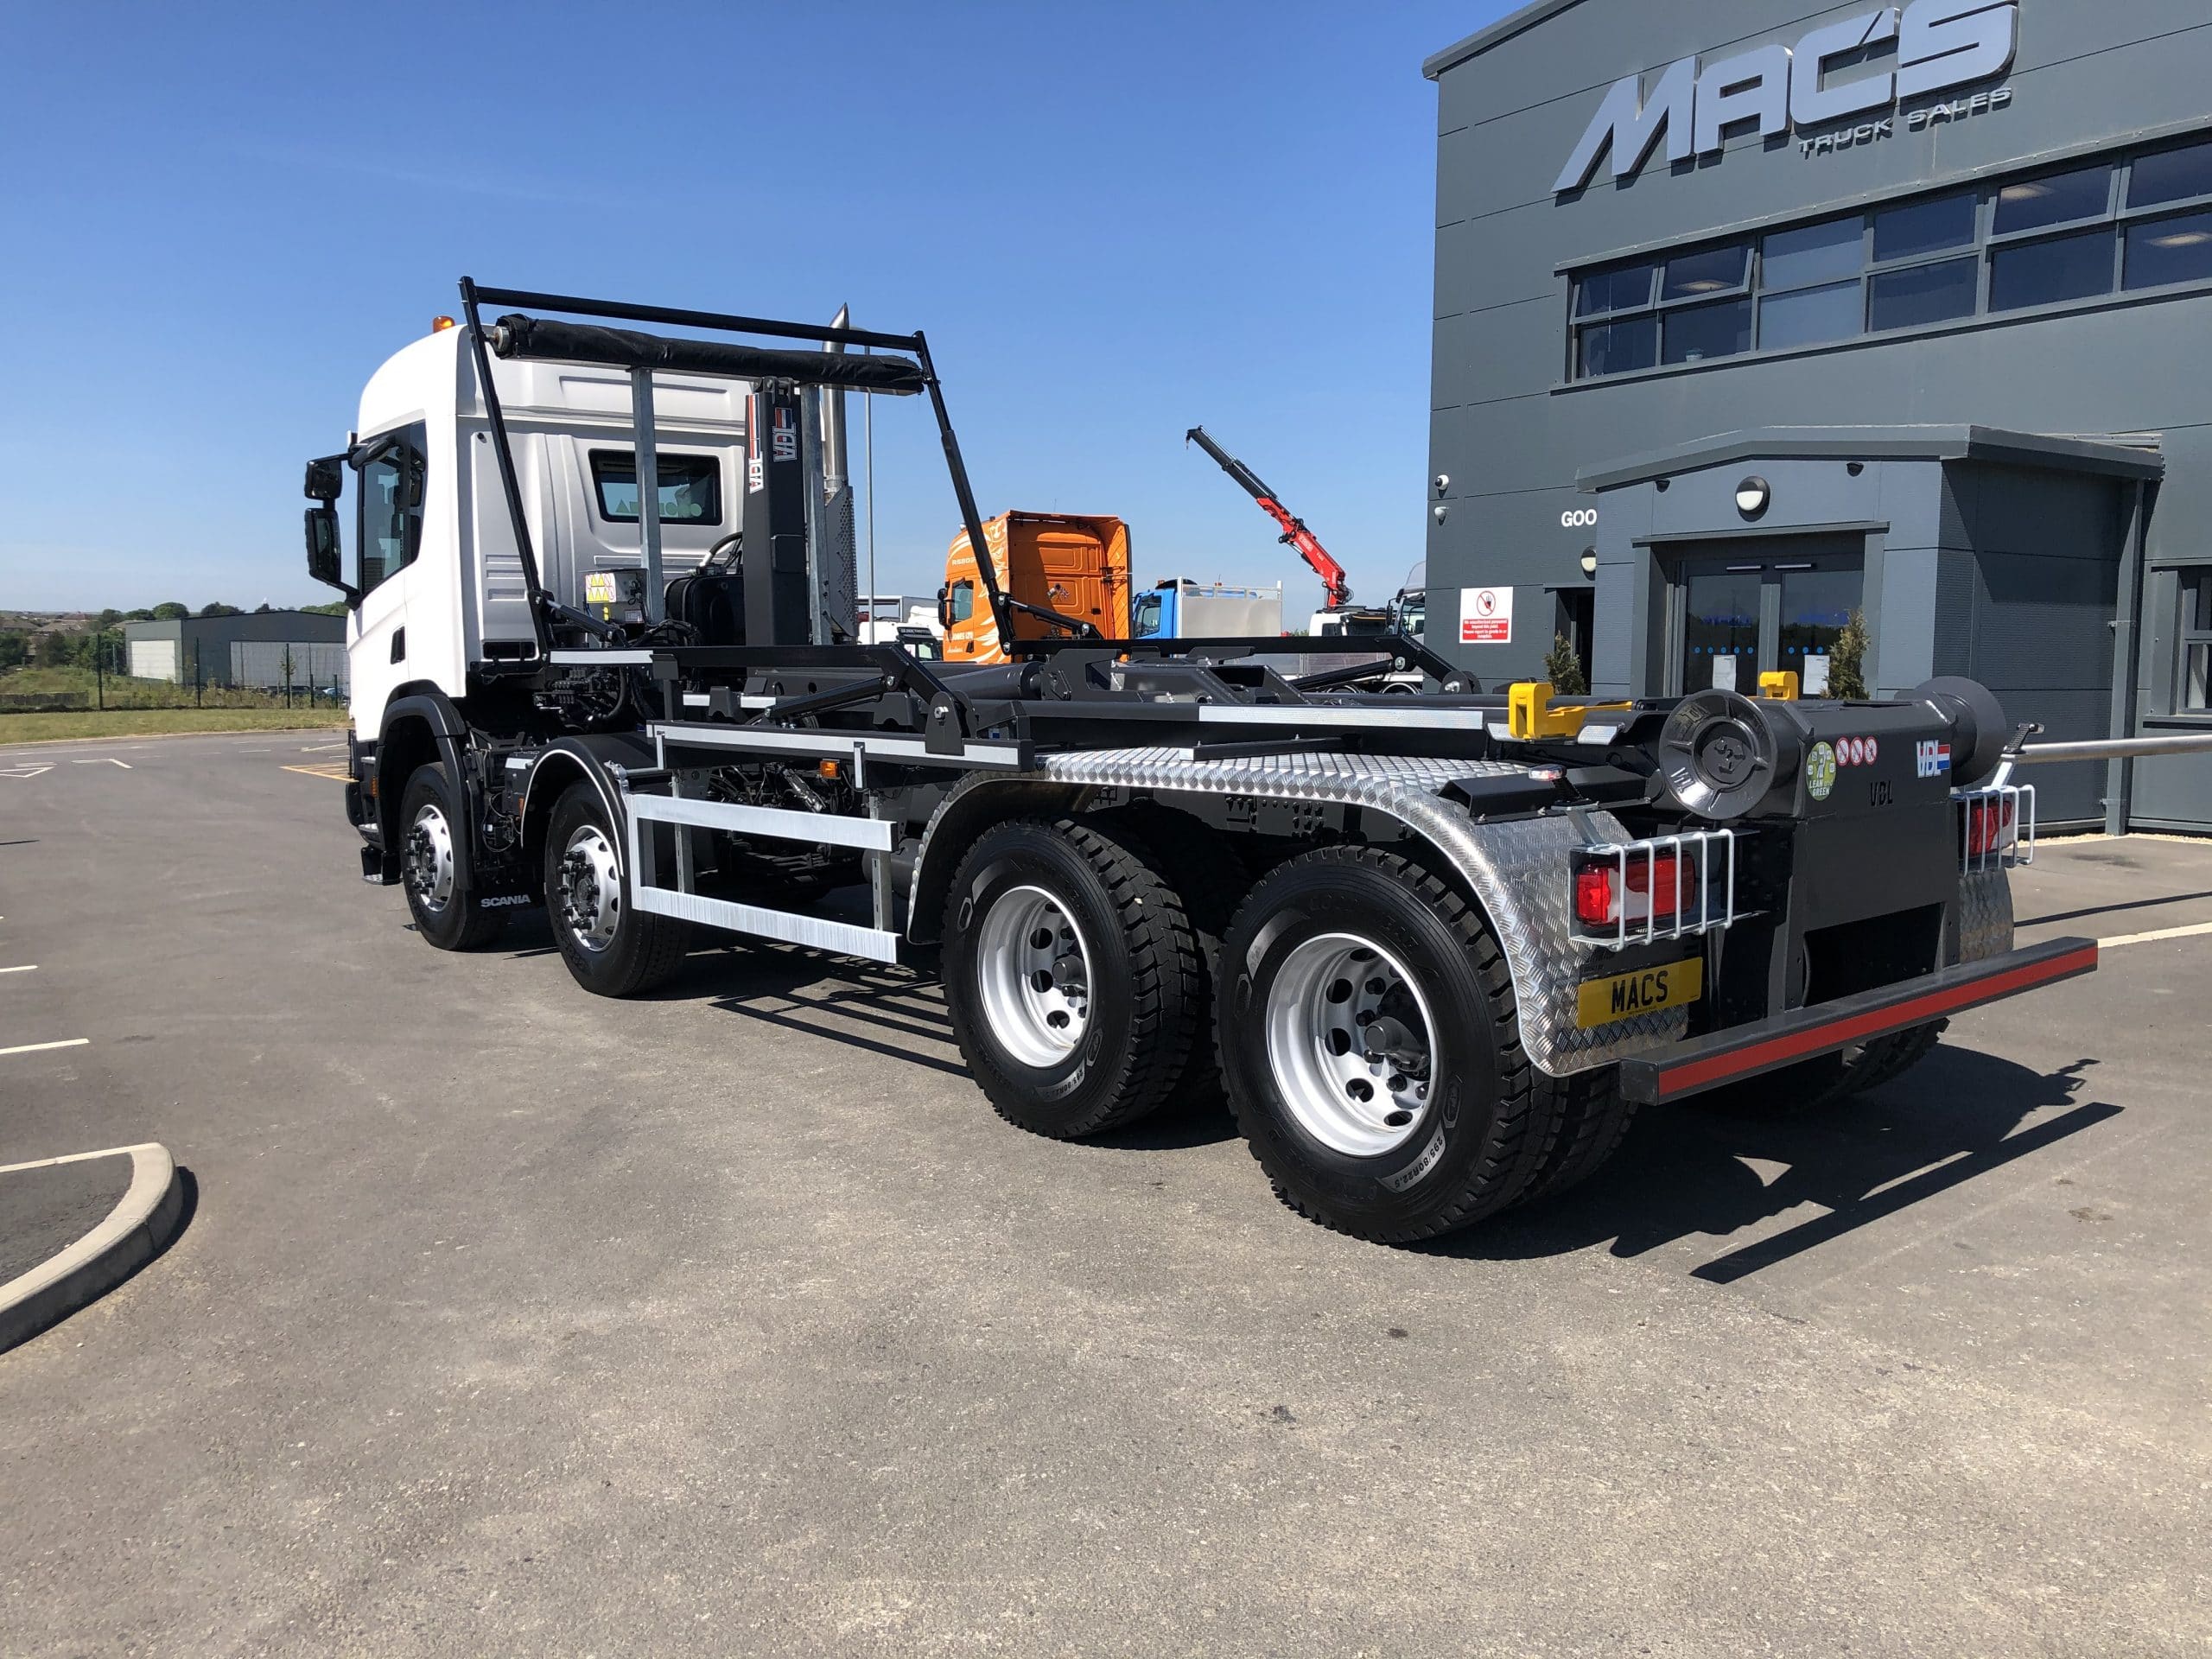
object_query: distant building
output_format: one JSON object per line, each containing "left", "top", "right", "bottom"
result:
{"left": 120, "top": 611, "right": 347, "bottom": 691}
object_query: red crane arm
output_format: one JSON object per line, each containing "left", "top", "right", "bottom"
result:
{"left": 1253, "top": 497, "right": 1351, "bottom": 612}
{"left": 1185, "top": 424, "right": 1352, "bottom": 609}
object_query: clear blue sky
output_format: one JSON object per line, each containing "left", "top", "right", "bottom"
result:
{"left": 0, "top": 0, "right": 1510, "bottom": 614}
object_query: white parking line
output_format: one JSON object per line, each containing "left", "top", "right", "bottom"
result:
{"left": 0, "top": 1038, "right": 88, "bottom": 1058}
{"left": 2100, "top": 919, "right": 2212, "bottom": 949}
{"left": 68, "top": 759, "right": 130, "bottom": 768}
{"left": 0, "top": 964, "right": 35, "bottom": 975}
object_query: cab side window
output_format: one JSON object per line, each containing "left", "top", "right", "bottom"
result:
{"left": 357, "top": 422, "right": 428, "bottom": 596}
{"left": 948, "top": 580, "right": 975, "bottom": 624}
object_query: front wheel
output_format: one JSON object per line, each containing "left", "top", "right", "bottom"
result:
{"left": 1217, "top": 848, "right": 1565, "bottom": 1243}
{"left": 398, "top": 762, "right": 505, "bottom": 950}
{"left": 543, "top": 781, "right": 693, "bottom": 997}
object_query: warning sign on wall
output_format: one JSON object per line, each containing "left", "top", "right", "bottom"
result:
{"left": 1459, "top": 586, "right": 1514, "bottom": 645}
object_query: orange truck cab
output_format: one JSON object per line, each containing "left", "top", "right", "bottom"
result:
{"left": 940, "top": 512, "right": 1129, "bottom": 663}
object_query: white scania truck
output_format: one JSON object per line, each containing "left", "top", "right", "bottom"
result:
{"left": 302, "top": 282, "right": 2091, "bottom": 1245}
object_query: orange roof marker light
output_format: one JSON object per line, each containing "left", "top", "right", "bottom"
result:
{"left": 430, "top": 315, "right": 456, "bottom": 332}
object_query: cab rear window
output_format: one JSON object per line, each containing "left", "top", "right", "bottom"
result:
{"left": 588, "top": 450, "right": 722, "bottom": 525}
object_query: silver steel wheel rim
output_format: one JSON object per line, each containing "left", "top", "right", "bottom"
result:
{"left": 556, "top": 824, "right": 623, "bottom": 954}
{"left": 973, "top": 884, "right": 1092, "bottom": 1069}
{"left": 404, "top": 801, "right": 456, "bottom": 913}
{"left": 1263, "top": 932, "right": 1437, "bottom": 1158}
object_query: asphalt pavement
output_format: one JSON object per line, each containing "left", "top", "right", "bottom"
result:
{"left": 1, "top": 730, "right": 2207, "bottom": 1656}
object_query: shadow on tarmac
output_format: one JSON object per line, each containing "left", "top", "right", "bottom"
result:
{"left": 493, "top": 913, "right": 2116, "bottom": 1263}
{"left": 1444, "top": 1046, "right": 2115, "bottom": 1279}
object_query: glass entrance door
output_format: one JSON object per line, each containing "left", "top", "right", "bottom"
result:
{"left": 1669, "top": 543, "right": 1865, "bottom": 696}
{"left": 1679, "top": 564, "right": 1763, "bottom": 694}
{"left": 1777, "top": 564, "right": 1859, "bottom": 693}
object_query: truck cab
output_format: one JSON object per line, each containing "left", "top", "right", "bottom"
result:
{"left": 310, "top": 320, "right": 749, "bottom": 740}
{"left": 939, "top": 511, "right": 1128, "bottom": 663}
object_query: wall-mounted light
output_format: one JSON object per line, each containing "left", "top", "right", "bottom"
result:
{"left": 1580, "top": 548, "right": 1599, "bottom": 579}
{"left": 1735, "top": 475, "right": 1772, "bottom": 520}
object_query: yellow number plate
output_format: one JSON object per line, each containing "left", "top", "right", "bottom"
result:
{"left": 1575, "top": 958, "right": 1704, "bottom": 1028}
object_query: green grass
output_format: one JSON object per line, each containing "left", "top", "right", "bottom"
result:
{"left": 0, "top": 707, "right": 350, "bottom": 744}
{"left": 0, "top": 663, "right": 347, "bottom": 712}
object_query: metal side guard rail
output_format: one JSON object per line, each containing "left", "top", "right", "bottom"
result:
{"left": 1955, "top": 782, "right": 2035, "bottom": 873}
{"left": 1570, "top": 828, "right": 1741, "bottom": 950}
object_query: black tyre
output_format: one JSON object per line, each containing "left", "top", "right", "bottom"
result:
{"left": 543, "top": 780, "right": 693, "bottom": 997}
{"left": 1092, "top": 804, "right": 1250, "bottom": 1106}
{"left": 1216, "top": 847, "right": 1564, "bottom": 1244}
{"left": 1516, "top": 1067, "right": 1636, "bottom": 1205}
{"left": 941, "top": 817, "right": 1207, "bottom": 1139}
{"left": 397, "top": 761, "right": 505, "bottom": 951}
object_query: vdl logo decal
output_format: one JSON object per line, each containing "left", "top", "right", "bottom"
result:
{"left": 1555, "top": 2, "right": 2018, "bottom": 194}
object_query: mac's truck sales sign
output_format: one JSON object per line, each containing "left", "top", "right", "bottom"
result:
{"left": 1555, "top": 1, "right": 2018, "bottom": 193}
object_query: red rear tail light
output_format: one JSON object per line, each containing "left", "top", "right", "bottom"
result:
{"left": 1625, "top": 853, "right": 1694, "bottom": 918}
{"left": 1966, "top": 797, "right": 2016, "bottom": 858}
{"left": 1573, "top": 851, "right": 1699, "bottom": 930}
{"left": 1574, "top": 866, "right": 1616, "bottom": 926}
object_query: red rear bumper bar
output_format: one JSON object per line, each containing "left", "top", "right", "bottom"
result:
{"left": 1618, "top": 936, "right": 2099, "bottom": 1105}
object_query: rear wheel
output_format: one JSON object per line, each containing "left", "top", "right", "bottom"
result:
{"left": 398, "top": 762, "right": 505, "bottom": 951}
{"left": 1516, "top": 1067, "right": 1635, "bottom": 1205}
{"left": 941, "top": 817, "right": 1207, "bottom": 1139}
{"left": 1216, "top": 847, "right": 1563, "bottom": 1243}
{"left": 544, "top": 781, "right": 693, "bottom": 997}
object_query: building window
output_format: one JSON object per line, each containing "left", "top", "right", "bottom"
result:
{"left": 1993, "top": 163, "right": 2114, "bottom": 236}
{"left": 1990, "top": 226, "right": 2117, "bottom": 313}
{"left": 1763, "top": 216, "right": 1863, "bottom": 291}
{"left": 2183, "top": 570, "right": 2212, "bottom": 715}
{"left": 1663, "top": 296, "right": 1751, "bottom": 364}
{"left": 1872, "top": 191, "right": 1976, "bottom": 263}
{"left": 1579, "top": 315, "right": 1658, "bottom": 377}
{"left": 1869, "top": 256, "right": 1978, "bottom": 330}
{"left": 2126, "top": 209, "right": 2212, "bottom": 292}
{"left": 1760, "top": 279, "right": 1861, "bottom": 350}
{"left": 2129, "top": 137, "right": 2212, "bottom": 209}
{"left": 1566, "top": 129, "right": 2212, "bottom": 381}
{"left": 1574, "top": 244, "right": 1751, "bottom": 373}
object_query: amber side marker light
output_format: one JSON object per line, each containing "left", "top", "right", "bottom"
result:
{"left": 430, "top": 315, "right": 456, "bottom": 332}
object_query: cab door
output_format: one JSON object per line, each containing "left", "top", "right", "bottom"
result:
{"left": 348, "top": 421, "right": 429, "bottom": 734}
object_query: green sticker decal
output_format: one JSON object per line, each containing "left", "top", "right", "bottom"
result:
{"left": 1805, "top": 741, "right": 1837, "bottom": 802}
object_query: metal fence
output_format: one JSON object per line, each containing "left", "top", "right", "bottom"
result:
{"left": 230, "top": 640, "right": 349, "bottom": 694}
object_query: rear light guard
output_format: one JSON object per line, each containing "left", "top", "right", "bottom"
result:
{"left": 1571, "top": 829, "right": 1741, "bottom": 949}
{"left": 1955, "top": 782, "right": 2035, "bottom": 872}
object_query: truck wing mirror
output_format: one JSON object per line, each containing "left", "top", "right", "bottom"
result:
{"left": 304, "top": 456, "right": 345, "bottom": 503}
{"left": 938, "top": 584, "right": 951, "bottom": 630}
{"left": 304, "top": 506, "right": 354, "bottom": 601}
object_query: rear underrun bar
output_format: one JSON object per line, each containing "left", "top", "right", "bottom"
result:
{"left": 1618, "top": 936, "right": 2101, "bottom": 1105}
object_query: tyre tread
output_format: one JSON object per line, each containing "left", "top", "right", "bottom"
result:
{"left": 945, "top": 817, "right": 1207, "bottom": 1139}
{"left": 1227, "top": 844, "right": 1566, "bottom": 1244}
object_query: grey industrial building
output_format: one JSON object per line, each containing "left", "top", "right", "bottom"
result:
{"left": 120, "top": 610, "right": 347, "bottom": 693}
{"left": 1422, "top": 0, "right": 2212, "bottom": 831}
